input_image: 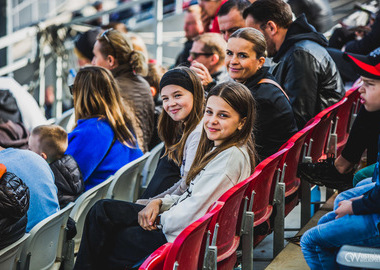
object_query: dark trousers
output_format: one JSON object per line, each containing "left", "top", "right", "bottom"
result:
{"left": 73, "top": 200, "right": 167, "bottom": 270}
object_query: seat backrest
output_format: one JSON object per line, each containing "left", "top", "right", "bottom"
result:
{"left": 207, "top": 179, "right": 251, "bottom": 260}
{"left": 69, "top": 177, "right": 113, "bottom": 252}
{"left": 55, "top": 108, "right": 75, "bottom": 132}
{"left": 246, "top": 147, "right": 289, "bottom": 226}
{"left": 164, "top": 201, "right": 224, "bottom": 270}
{"left": 106, "top": 152, "right": 150, "bottom": 202}
{"left": 0, "top": 233, "right": 29, "bottom": 270}
{"left": 139, "top": 243, "right": 172, "bottom": 270}
{"left": 141, "top": 142, "right": 164, "bottom": 187}
{"left": 307, "top": 101, "right": 342, "bottom": 162}
{"left": 21, "top": 202, "right": 75, "bottom": 270}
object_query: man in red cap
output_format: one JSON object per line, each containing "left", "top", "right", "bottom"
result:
{"left": 300, "top": 48, "right": 380, "bottom": 269}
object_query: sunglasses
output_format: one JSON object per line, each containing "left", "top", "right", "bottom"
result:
{"left": 101, "top": 28, "right": 117, "bottom": 59}
{"left": 189, "top": 51, "right": 214, "bottom": 59}
{"left": 69, "top": 84, "right": 74, "bottom": 95}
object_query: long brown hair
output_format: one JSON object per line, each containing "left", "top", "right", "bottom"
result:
{"left": 186, "top": 81, "right": 256, "bottom": 184}
{"left": 158, "top": 67, "right": 204, "bottom": 166}
{"left": 72, "top": 66, "right": 137, "bottom": 147}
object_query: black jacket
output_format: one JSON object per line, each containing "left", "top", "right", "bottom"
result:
{"left": 244, "top": 67, "right": 298, "bottom": 161}
{"left": 0, "top": 171, "right": 29, "bottom": 249}
{"left": 50, "top": 155, "right": 84, "bottom": 208}
{"left": 288, "top": 0, "right": 333, "bottom": 33}
{"left": 271, "top": 14, "right": 345, "bottom": 129}
{"left": 345, "top": 12, "right": 380, "bottom": 55}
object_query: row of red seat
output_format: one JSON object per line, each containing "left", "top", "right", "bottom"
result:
{"left": 139, "top": 84, "right": 362, "bottom": 270}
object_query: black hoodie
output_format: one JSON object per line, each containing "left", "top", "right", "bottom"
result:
{"left": 271, "top": 14, "right": 345, "bottom": 129}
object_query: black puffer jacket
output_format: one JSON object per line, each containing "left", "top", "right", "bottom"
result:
{"left": 50, "top": 155, "right": 84, "bottom": 208}
{"left": 0, "top": 171, "right": 29, "bottom": 249}
{"left": 271, "top": 14, "right": 345, "bottom": 129}
{"left": 244, "top": 67, "right": 298, "bottom": 161}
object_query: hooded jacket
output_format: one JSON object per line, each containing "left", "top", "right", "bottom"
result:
{"left": 244, "top": 67, "right": 298, "bottom": 160}
{"left": 0, "top": 171, "right": 29, "bottom": 249}
{"left": 50, "top": 155, "right": 84, "bottom": 208}
{"left": 271, "top": 14, "right": 345, "bottom": 129}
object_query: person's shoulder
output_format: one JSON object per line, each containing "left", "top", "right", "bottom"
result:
{"left": 74, "top": 118, "right": 113, "bottom": 136}
{"left": 212, "top": 146, "right": 249, "bottom": 166}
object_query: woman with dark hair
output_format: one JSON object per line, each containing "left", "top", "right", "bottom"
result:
{"left": 226, "top": 27, "right": 298, "bottom": 160}
{"left": 65, "top": 66, "right": 143, "bottom": 190}
{"left": 92, "top": 29, "right": 154, "bottom": 152}
{"left": 73, "top": 80, "right": 256, "bottom": 270}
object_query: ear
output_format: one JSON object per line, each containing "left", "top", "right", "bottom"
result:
{"left": 258, "top": 56, "right": 266, "bottom": 68}
{"left": 238, "top": 117, "right": 246, "bottom": 131}
{"left": 210, "top": 54, "right": 219, "bottom": 66}
{"left": 150, "top": 86, "right": 157, "bottom": 98}
{"left": 266, "top": 21, "right": 278, "bottom": 36}
{"left": 41, "top": 152, "right": 48, "bottom": 161}
{"left": 107, "top": 55, "right": 116, "bottom": 68}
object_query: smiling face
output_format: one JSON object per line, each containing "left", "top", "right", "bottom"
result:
{"left": 161, "top": 85, "right": 194, "bottom": 122}
{"left": 204, "top": 95, "right": 245, "bottom": 146}
{"left": 225, "top": 37, "right": 265, "bottom": 82}
{"left": 358, "top": 76, "right": 380, "bottom": 112}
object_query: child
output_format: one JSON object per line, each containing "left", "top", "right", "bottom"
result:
{"left": 301, "top": 49, "right": 380, "bottom": 269}
{"left": 29, "top": 125, "right": 84, "bottom": 208}
{"left": 73, "top": 80, "right": 257, "bottom": 270}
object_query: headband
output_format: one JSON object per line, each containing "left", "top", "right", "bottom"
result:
{"left": 159, "top": 68, "right": 194, "bottom": 94}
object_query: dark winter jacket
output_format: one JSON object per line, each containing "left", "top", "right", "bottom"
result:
{"left": 271, "top": 14, "right": 345, "bottom": 129}
{"left": 0, "top": 171, "right": 29, "bottom": 249}
{"left": 50, "top": 155, "right": 84, "bottom": 208}
{"left": 244, "top": 67, "right": 298, "bottom": 161}
{"left": 112, "top": 65, "right": 155, "bottom": 152}
{"left": 175, "top": 40, "right": 193, "bottom": 67}
{"left": 288, "top": 0, "right": 333, "bottom": 33}
{"left": 0, "top": 120, "right": 29, "bottom": 149}
{"left": 345, "top": 12, "right": 380, "bottom": 55}
{"left": 0, "top": 90, "right": 22, "bottom": 124}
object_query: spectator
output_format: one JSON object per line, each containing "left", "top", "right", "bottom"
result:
{"left": 217, "top": 0, "right": 250, "bottom": 41}
{"left": 226, "top": 27, "right": 297, "bottom": 160}
{"left": 287, "top": 0, "right": 333, "bottom": 33}
{"left": 92, "top": 29, "right": 154, "bottom": 152}
{"left": 73, "top": 80, "right": 256, "bottom": 269}
{"left": 140, "top": 67, "right": 204, "bottom": 199}
{"left": 65, "top": 66, "right": 143, "bottom": 191}
{"left": 198, "top": 0, "right": 228, "bottom": 33}
{"left": 175, "top": 5, "right": 204, "bottom": 67}
{"left": 29, "top": 125, "right": 84, "bottom": 208}
{"left": 74, "top": 27, "right": 102, "bottom": 67}
{"left": 244, "top": 0, "right": 345, "bottom": 129}
{"left": 300, "top": 49, "right": 380, "bottom": 270}
{"left": 188, "top": 33, "right": 230, "bottom": 92}
{"left": 0, "top": 146, "right": 60, "bottom": 232}
{"left": 0, "top": 164, "right": 29, "bottom": 249}
{"left": 143, "top": 63, "right": 166, "bottom": 150}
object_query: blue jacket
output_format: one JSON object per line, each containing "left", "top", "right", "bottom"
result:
{"left": 65, "top": 118, "right": 143, "bottom": 190}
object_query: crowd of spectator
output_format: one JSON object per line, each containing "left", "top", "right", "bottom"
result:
{"left": 1, "top": 0, "right": 380, "bottom": 269}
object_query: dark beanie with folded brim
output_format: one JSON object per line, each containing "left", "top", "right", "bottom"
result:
{"left": 344, "top": 48, "right": 380, "bottom": 80}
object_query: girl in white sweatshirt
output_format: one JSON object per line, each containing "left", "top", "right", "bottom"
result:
{"left": 74, "top": 81, "right": 257, "bottom": 270}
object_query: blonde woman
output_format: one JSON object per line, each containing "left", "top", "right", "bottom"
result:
{"left": 92, "top": 28, "right": 154, "bottom": 152}
{"left": 66, "top": 66, "right": 143, "bottom": 190}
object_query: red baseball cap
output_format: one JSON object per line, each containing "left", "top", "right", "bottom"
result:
{"left": 344, "top": 48, "right": 380, "bottom": 80}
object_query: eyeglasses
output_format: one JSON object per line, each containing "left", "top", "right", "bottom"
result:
{"left": 189, "top": 51, "right": 214, "bottom": 59}
{"left": 101, "top": 28, "right": 117, "bottom": 59}
{"left": 69, "top": 84, "right": 74, "bottom": 95}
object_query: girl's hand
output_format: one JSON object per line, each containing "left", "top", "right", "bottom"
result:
{"left": 335, "top": 200, "right": 354, "bottom": 219}
{"left": 138, "top": 199, "right": 162, "bottom": 231}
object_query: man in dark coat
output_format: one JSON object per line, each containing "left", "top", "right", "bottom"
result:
{"left": 244, "top": 0, "right": 345, "bottom": 129}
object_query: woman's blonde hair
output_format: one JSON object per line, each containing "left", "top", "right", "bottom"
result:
{"left": 229, "top": 27, "right": 267, "bottom": 59}
{"left": 72, "top": 66, "right": 137, "bottom": 147}
{"left": 97, "top": 29, "right": 148, "bottom": 76}
{"left": 186, "top": 81, "right": 257, "bottom": 184}
{"left": 158, "top": 67, "right": 204, "bottom": 166}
